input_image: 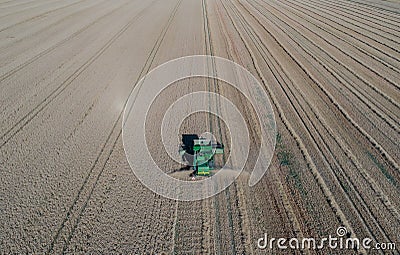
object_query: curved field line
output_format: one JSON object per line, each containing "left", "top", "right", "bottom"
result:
{"left": 243, "top": 0, "right": 400, "bottom": 184}
{"left": 264, "top": 0, "right": 400, "bottom": 108}
{"left": 0, "top": 0, "right": 66, "bottom": 18}
{"left": 202, "top": 0, "right": 236, "bottom": 254}
{"left": 232, "top": 0, "right": 391, "bottom": 244}
{"left": 0, "top": 0, "right": 86, "bottom": 32}
{"left": 276, "top": 0, "right": 400, "bottom": 68}
{"left": 252, "top": 0, "right": 400, "bottom": 163}
{"left": 219, "top": 0, "right": 311, "bottom": 250}
{"left": 0, "top": 1, "right": 135, "bottom": 148}
{"left": 301, "top": 0, "right": 400, "bottom": 43}
{"left": 269, "top": 168, "right": 312, "bottom": 254}
{"left": 45, "top": 0, "right": 157, "bottom": 249}
{"left": 216, "top": 4, "right": 281, "bottom": 251}
{"left": 0, "top": 0, "right": 129, "bottom": 83}
{"left": 272, "top": 0, "right": 400, "bottom": 89}
{"left": 59, "top": 121, "right": 123, "bottom": 254}
{"left": 252, "top": 1, "right": 400, "bottom": 143}
{"left": 243, "top": 0, "right": 400, "bottom": 236}
{"left": 0, "top": 0, "right": 120, "bottom": 122}
{"left": 206, "top": 0, "right": 256, "bottom": 252}
{"left": 202, "top": 0, "right": 227, "bottom": 254}
{"left": 219, "top": 0, "right": 367, "bottom": 254}
{"left": 213, "top": 3, "right": 257, "bottom": 254}
{"left": 0, "top": 0, "right": 41, "bottom": 9}
{"left": 346, "top": 0, "right": 400, "bottom": 16}
{"left": 237, "top": 0, "right": 400, "bottom": 223}
{"left": 0, "top": 0, "right": 108, "bottom": 51}
{"left": 284, "top": 0, "right": 400, "bottom": 54}
{"left": 314, "top": 0, "right": 400, "bottom": 34}
{"left": 326, "top": 0, "right": 400, "bottom": 24}
{"left": 233, "top": 0, "right": 399, "bottom": 248}
{"left": 47, "top": 0, "right": 181, "bottom": 252}
{"left": 257, "top": 1, "right": 400, "bottom": 172}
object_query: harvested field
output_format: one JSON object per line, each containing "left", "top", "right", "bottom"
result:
{"left": 0, "top": 0, "right": 399, "bottom": 254}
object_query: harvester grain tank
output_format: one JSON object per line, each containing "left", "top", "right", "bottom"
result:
{"left": 179, "top": 134, "right": 224, "bottom": 176}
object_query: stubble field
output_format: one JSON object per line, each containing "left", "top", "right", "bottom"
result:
{"left": 0, "top": 0, "right": 399, "bottom": 254}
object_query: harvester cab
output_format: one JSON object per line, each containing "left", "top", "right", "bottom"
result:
{"left": 179, "top": 134, "right": 224, "bottom": 176}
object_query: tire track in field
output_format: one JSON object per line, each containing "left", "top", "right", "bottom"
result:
{"left": 237, "top": 3, "right": 395, "bottom": 251}
{"left": 0, "top": 0, "right": 65, "bottom": 18}
{"left": 241, "top": 0, "right": 400, "bottom": 207}
{"left": 251, "top": 1, "right": 399, "bottom": 146}
{"left": 170, "top": 199, "right": 179, "bottom": 255}
{"left": 0, "top": 1, "right": 119, "bottom": 127}
{"left": 313, "top": 0, "right": 400, "bottom": 35}
{"left": 326, "top": 0, "right": 400, "bottom": 25}
{"left": 228, "top": 0, "right": 384, "bottom": 251}
{"left": 277, "top": 0, "right": 400, "bottom": 69}
{"left": 223, "top": 0, "right": 338, "bottom": 252}
{"left": 56, "top": 1, "right": 183, "bottom": 253}
{"left": 276, "top": 1, "right": 400, "bottom": 81}
{"left": 172, "top": 201, "right": 204, "bottom": 254}
{"left": 284, "top": 0, "right": 400, "bottom": 55}
{"left": 202, "top": 0, "right": 246, "bottom": 254}
{"left": 213, "top": 2, "right": 255, "bottom": 253}
{"left": 0, "top": 1, "right": 134, "bottom": 149}
{"left": 218, "top": 0, "right": 327, "bottom": 251}
{"left": 0, "top": 0, "right": 86, "bottom": 32}
{"left": 0, "top": 0, "right": 39, "bottom": 9}
{"left": 257, "top": 1, "right": 400, "bottom": 173}
{"left": 276, "top": 2, "right": 400, "bottom": 87}
{"left": 301, "top": 0, "right": 400, "bottom": 44}
{"left": 203, "top": 1, "right": 223, "bottom": 254}
{"left": 220, "top": 0, "right": 370, "bottom": 253}
{"left": 0, "top": 0, "right": 31, "bottom": 8}
{"left": 0, "top": 0, "right": 129, "bottom": 83}
{"left": 347, "top": 0, "right": 400, "bottom": 16}
{"left": 201, "top": 0, "right": 223, "bottom": 254}
{"left": 218, "top": 1, "right": 305, "bottom": 252}
{"left": 263, "top": 0, "right": 400, "bottom": 110}
{"left": 236, "top": 0, "right": 400, "bottom": 235}
{"left": 45, "top": 1, "right": 159, "bottom": 249}
{"left": 0, "top": 0, "right": 108, "bottom": 51}
{"left": 240, "top": 0, "right": 400, "bottom": 244}
{"left": 63, "top": 0, "right": 182, "bottom": 252}
{"left": 213, "top": 2, "right": 268, "bottom": 252}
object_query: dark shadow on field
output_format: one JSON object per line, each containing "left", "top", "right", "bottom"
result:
{"left": 181, "top": 134, "right": 199, "bottom": 155}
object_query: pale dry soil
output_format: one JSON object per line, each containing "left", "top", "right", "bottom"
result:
{"left": 0, "top": 0, "right": 399, "bottom": 254}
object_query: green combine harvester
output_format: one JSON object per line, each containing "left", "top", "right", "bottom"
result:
{"left": 179, "top": 134, "right": 224, "bottom": 176}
